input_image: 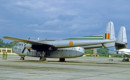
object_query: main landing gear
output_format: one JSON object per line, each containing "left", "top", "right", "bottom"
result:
{"left": 39, "top": 51, "right": 46, "bottom": 61}
{"left": 59, "top": 58, "right": 66, "bottom": 62}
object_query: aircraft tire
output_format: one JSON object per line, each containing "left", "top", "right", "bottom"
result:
{"left": 40, "top": 57, "right": 46, "bottom": 61}
{"left": 126, "top": 59, "right": 129, "bottom": 62}
{"left": 122, "top": 59, "right": 129, "bottom": 62}
{"left": 20, "top": 57, "right": 25, "bottom": 60}
{"left": 59, "top": 58, "right": 65, "bottom": 62}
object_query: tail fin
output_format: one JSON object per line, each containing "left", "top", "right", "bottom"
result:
{"left": 116, "top": 26, "right": 127, "bottom": 50}
{"left": 103, "top": 21, "right": 116, "bottom": 48}
{"left": 105, "top": 21, "right": 116, "bottom": 40}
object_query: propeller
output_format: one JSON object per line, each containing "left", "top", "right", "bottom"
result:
{"left": 21, "top": 43, "right": 31, "bottom": 55}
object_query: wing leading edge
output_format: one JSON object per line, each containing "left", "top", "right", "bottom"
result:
{"left": 3, "top": 36, "right": 54, "bottom": 47}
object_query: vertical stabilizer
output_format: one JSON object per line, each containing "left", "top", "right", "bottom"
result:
{"left": 103, "top": 21, "right": 116, "bottom": 48}
{"left": 105, "top": 21, "right": 116, "bottom": 40}
{"left": 117, "top": 26, "right": 127, "bottom": 44}
{"left": 116, "top": 26, "right": 127, "bottom": 50}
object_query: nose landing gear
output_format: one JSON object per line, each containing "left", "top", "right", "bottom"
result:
{"left": 20, "top": 56, "right": 25, "bottom": 60}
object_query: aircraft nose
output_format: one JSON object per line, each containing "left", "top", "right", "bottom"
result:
{"left": 12, "top": 46, "right": 17, "bottom": 52}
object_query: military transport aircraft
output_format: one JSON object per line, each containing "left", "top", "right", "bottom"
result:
{"left": 3, "top": 21, "right": 117, "bottom": 62}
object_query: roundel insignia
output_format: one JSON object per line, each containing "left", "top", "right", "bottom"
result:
{"left": 69, "top": 41, "right": 73, "bottom": 46}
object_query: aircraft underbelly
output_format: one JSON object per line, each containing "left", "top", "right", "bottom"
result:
{"left": 17, "top": 48, "right": 85, "bottom": 58}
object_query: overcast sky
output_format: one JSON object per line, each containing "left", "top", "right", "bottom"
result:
{"left": 0, "top": 0, "right": 130, "bottom": 48}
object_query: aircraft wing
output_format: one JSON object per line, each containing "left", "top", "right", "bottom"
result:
{"left": 3, "top": 36, "right": 115, "bottom": 48}
{"left": 3, "top": 36, "right": 54, "bottom": 47}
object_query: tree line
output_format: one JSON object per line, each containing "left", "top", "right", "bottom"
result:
{"left": 0, "top": 39, "right": 17, "bottom": 48}
{"left": 85, "top": 48, "right": 109, "bottom": 56}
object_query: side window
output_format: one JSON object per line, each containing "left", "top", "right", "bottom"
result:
{"left": 14, "top": 47, "right": 17, "bottom": 50}
{"left": 18, "top": 49, "right": 21, "bottom": 52}
{"left": 19, "top": 44, "right": 23, "bottom": 46}
{"left": 19, "top": 44, "right": 21, "bottom": 46}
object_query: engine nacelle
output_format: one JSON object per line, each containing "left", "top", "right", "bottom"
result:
{"left": 25, "top": 44, "right": 32, "bottom": 49}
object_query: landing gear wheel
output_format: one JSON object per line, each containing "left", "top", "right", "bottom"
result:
{"left": 40, "top": 57, "right": 46, "bottom": 61}
{"left": 20, "top": 57, "right": 25, "bottom": 60}
{"left": 126, "top": 59, "right": 129, "bottom": 62}
{"left": 59, "top": 58, "right": 65, "bottom": 62}
{"left": 39, "top": 51, "right": 46, "bottom": 61}
{"left": 122, "top": 59, "right": 126, "bottom": 62}
{"left": 122, "top": 58, "right": 129, "bottom": 62}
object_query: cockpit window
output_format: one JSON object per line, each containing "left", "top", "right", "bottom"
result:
{"left": 18, "top": 43, "right": 23, "bottom": 46}
{"left": 16, "top": 42, "right": 24, "bottom": 46}
{"left": 21, "top": 44, "right": 23, "bottom": 46}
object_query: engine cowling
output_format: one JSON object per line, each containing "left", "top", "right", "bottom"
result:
{"left": 25, "top": 44, "right": 32, "bottom": 49}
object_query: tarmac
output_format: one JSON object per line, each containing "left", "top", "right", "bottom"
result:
{"left": 0, "top": 55, "right": 130, "bottom": 80}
